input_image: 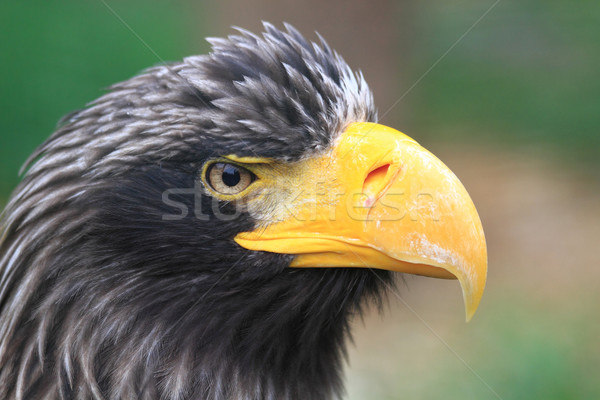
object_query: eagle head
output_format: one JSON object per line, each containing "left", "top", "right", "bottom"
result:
{"left": 0, "top": 22, "right": 486, "bottom": 400}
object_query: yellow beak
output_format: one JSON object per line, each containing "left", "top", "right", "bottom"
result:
{"left": 235, "top": 122, "right": 487, "bottom": 320}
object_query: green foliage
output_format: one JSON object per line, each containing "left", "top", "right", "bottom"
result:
{"left": 348, "top": 291, "right": 600, "bottom": 399}
{"left": 412, "top": 0, "right": 600, "bottom": 164}
{"left": 453, "top": 296, "right": 600, "bottom": 400}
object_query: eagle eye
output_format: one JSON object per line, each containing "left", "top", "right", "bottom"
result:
{"left": 206, "top": 162, "right": 255, "bottom": 195}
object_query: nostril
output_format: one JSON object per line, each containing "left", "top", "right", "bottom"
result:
{"left": 363, "top": 164, "right": 390, "bottom": 199}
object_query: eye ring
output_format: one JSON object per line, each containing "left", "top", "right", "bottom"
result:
{"left": 205, "top": 162, "right": 256, "bottom": 195}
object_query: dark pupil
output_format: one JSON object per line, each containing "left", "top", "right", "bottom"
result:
{"left": 222, "top": 164, "right": 241, "bottom": 187}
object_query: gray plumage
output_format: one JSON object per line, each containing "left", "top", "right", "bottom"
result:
{"left": 0, "top": 22, "right": 384, "bottom": 400}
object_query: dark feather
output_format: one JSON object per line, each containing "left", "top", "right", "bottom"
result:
{"left": 0, "top": 22, "right": 388, "bottom": 399}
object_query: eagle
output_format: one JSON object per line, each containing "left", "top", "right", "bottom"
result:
{"left": 0, "top": 23, "right": 486, "bottom": 400}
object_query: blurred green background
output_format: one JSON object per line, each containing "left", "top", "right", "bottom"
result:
{"left": 1, "top": 1, "right": 598, "bottom": 399}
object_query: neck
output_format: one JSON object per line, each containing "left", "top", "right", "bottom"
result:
{"left": 0, "top": 246, "right": 389, "bottom": 399}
